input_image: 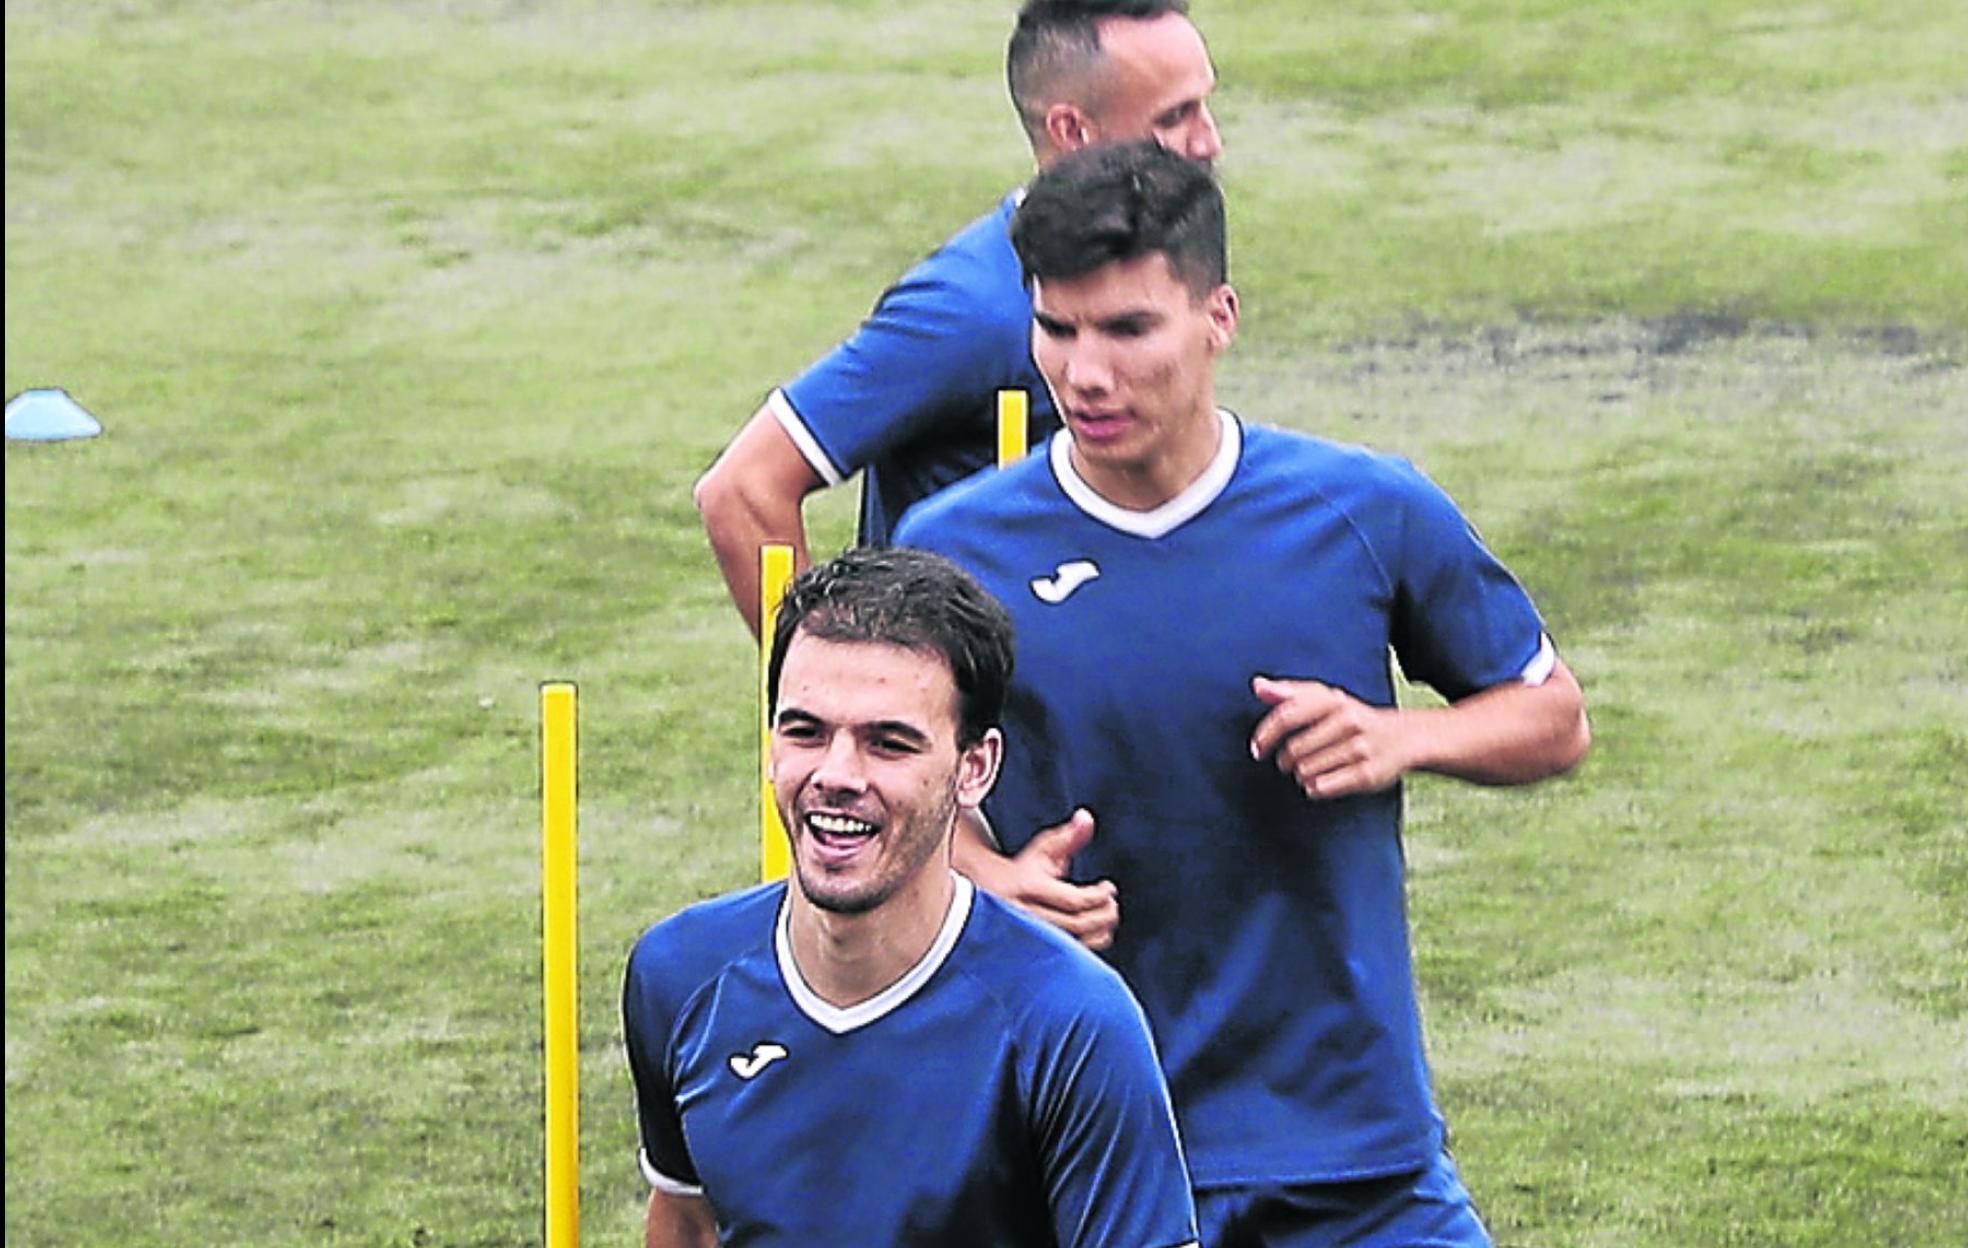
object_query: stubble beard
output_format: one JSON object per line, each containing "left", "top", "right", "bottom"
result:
{"left": 792, "top": 780, "right": 959, "bottom": 917}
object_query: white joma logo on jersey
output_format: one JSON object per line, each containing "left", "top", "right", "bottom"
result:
{"left": 1031, "top": 560, "right": 1100, "bottom": 604}
{"left": 729, "top": 1042, "right": 789, "bottom": 1080}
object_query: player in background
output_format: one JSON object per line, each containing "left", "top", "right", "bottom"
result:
{"left": 624, "top": 547, "right": 1200, "bottom": 1248}
{"left": 897, "top": 143, "right": 1592, "bottom": 1247}
{"left": 695, "top": 0, "right": 1222, "bottom": 636}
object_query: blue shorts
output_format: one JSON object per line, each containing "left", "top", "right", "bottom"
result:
{"left": 1195, "top": 1149, "right": 1491, "bottom": 1248}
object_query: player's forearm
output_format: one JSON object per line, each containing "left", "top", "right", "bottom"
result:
{"left": 1408, "top": 659, "right": 1590, "bottom": 786}
{"left": 645, "top": 1188, "right": 718, "bottom": 1248}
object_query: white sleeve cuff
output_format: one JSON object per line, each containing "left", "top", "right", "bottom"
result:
{"left": 768, "top": 388, "right": 845, "bottom": 487}
{"left": 1518, "top": 634, "right": 1557, "bottom": 687}
{"left": 639, "top": 1148, "right": 705, "bottom": 1197}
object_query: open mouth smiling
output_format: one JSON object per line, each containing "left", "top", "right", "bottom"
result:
{"left": 805, "top": 811, "right": 878, "bottom": 848}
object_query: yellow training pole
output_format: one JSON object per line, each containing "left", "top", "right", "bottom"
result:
{"left": 539, "top": 682, "right": 580, "bottom": 1248}
{"left": 997, "top": 388, "right": 1029, "bottom": 468}
{"left": 760, "top": 544, "right": 796, "bottom": 882}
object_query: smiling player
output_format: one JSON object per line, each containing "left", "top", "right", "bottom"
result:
{"left": 623, "top": 547, "right": 1199, "bottom": 1247}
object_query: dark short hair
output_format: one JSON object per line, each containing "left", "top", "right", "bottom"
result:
{"left": 767, "top": 548, "right": 1015, "bottom": 748}
{"left": 1007, "top": 0, "right": 1192, "bottom": 142}
{"left": 1011, "top": 139, "right": 1227, "bottom": 297}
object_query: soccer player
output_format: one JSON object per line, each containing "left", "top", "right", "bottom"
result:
{"left": 622, "top": 547, "right": 1201, "bottom": 1247}
{"left": 896, "top": 143, "right": 1593, "bottom": 1247}
{"left": 694, "top": 0, "right": 1223, "bottom": 636}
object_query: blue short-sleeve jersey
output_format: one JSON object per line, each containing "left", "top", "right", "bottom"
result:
{"left": 622, "top": 876, "right": 1199, "bottom": 1247}
{"left": 896, "top": 416, "right": 1553, "bottom": 1189}
{"left": 775, "top": 192, "right": 1059, "bottom": 544}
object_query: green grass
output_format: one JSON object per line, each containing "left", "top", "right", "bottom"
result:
{"left": 7, "top": 2, "right": 1966, "bottom": 1245}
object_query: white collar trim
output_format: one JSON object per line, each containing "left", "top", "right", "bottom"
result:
{"left": 1050, "top": 409, "right": 1241, "bottom": 538}
{"left": 775, "top": 874, "right": 974, "bottom": 1035}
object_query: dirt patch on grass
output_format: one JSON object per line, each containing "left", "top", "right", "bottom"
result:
{"left": 1329, "top": 313, "right": 1957, "bottom": 368}
{"left": 1230, "top": 315, "right": 1961, "bottom": 462}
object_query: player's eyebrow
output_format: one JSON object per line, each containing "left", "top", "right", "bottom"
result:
{"left": 1157, "top": 59, "right": 1218, "bottom": 124}
{"left": 1033, "top": 311, "right": 1076, "bottom": 337}
{"left": 774, "top": 705, "right": 822, "bottom": 731}
{"left": 1097, "top": 310, "right": 1162, "bottom": 335}
{"left": 1156, "top": 99, "right": 1199, "bottom": 126}
{"left": 859, "top": 719, "right": 933, "bottom": 749}
{"left": 775, "top": 706, "right": 932, "bottom": 748}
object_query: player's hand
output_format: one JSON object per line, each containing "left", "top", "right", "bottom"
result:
{"left": 961, "top": 809, "right": 1119, "bottom": 951}
{"left": 1249, "top": 676, "right": 1411, "bottom": 800}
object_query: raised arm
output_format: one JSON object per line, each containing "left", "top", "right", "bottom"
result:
{"left": 694, "top": 398, "right": 826, "bottom": 638}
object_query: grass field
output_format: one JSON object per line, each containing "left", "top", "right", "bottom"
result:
{"left": 6, "top": 2, "right": 1965, "bottom": 1245}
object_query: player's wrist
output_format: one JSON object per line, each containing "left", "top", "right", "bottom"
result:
{"left": 1399, "top": 704, "right": 1469, "bottom": 779}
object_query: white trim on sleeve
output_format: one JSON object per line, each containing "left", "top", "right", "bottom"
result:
{"left": 639, "top": 1148, "right": 705, "bottom": 1197}
{"left": 768, "top": 388, "right": 846, "bottom": 487}
{"left": 1519, "top": 634, "right": 1557, "bottom": 687}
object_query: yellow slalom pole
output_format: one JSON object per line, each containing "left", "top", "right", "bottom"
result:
{"left": 539, "top": 682, "right": 580, "bottom": 1248}
{"left": 760, "top": 544, "right": 796, "bottom": 882}
{"left": 997, "top": 388, "right": 1029, "bottom": 468}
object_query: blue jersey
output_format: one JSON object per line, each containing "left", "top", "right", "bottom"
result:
{"left": 896, "top": 416, "right": 1554, "bottom": 1189}
{"left": 773, "top": 191, "right": 1059, "bottom": 544}
{"left": 623, "top": 875, "right": 1200, "bottom": 1247}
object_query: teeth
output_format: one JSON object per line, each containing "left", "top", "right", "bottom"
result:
{"left": 807, "top": 813, "right": 875, "bottom": 837}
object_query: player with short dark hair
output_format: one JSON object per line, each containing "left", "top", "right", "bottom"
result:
{"left": 765, "top": 546, "right": 1016, "bottom": 750}
{"left": 625, "top": 546, "right": 1201, "bottom": 1247}
{"left": 1009, "top": 135, "right": 1226, "bottom": 295}
{"left": 897, "top": 142, "right": 1593, "bottom": 1248}
{"left": 1008, "top": 1, "right": 1200, "bottom": 152}
{"left": 695, "top": 1, "right": 1222, "bottom": 637}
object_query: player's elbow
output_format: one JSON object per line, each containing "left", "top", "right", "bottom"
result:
{"left": 1550, "top": 703, "right": 1592, "bottom": 776}
{"left": 692, "top": 457, "right": 729, "bottom": 523}
{"left": 693, "top": 456, "right": 753, "bottom": 544}
{"left": 1534, "top": 659, "right": 1592, "bottom": 779}
{"left": 694, "top": 420, "right": 819, "bottom": 547}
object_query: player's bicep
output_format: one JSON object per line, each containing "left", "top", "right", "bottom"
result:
{"left": 701, "top": 394, "right": 831, "bottom": 508}
{"left": 782, "top": 273, "right": 1011, "bottom": 474}
{"left": 1036, "top": 984, "right": 1199, "bottom": 1248}
{"left": 1386, "top": 461, "right": 1548, "bottom": 698}
{"left": 622, "top": 959, "right": 703, "bottom": 1193}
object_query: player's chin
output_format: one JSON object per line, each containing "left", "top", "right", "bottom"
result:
{"left": 793, "top": 830, "right": 883, "bottom": 893}
{"left": 794, "top": 867, "right": 890, "bottom": 916}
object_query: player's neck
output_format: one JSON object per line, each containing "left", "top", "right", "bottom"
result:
{"left": 1071, "top": 397, "right": 1222, "bottom": 511}
{"left": 787, "top": 867, "right": 957, "bottom": 1009}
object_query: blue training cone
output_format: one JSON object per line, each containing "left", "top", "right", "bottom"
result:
{"left": 7, "top": 388, "right": 104, "bottom": 442}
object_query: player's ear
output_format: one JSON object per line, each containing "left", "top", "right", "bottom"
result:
{"left": 1205, "top": 283, "right": 1239, "bottom": 353}
{"left": 1045, "top": 103, "right": 1095, "bottom": 154}
{"left": 955, "top": 728, "right": 1004, "bottom": 809}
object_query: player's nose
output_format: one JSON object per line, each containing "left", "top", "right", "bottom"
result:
{"left": 808, "top": 732, "right": 871, "bottom": 794}
{"left": 1062, "top": 345, "right": 1113, "bottom": 395}
{"left": 1188, "top": 106, "right": 1222, "bottom": 164}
